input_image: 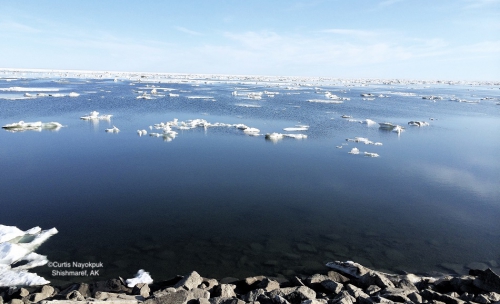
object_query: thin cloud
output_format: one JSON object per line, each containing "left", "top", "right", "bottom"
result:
{"left": 174, "top": 26, "right": 202, "bottom": 36}
{"left": 415, "top": 163, "right": 500, "bottom": 200}
{"left": 321, "top": 28, "right": 378, "bottom": 37}
{"left": 0, "top": 21, "right": 41, "bottom": 33}
{"left": 463, "top": 0, "right": 500, "bottom": 8}
{"left": 379, "top": 0, "right": 406, "bottom": 6}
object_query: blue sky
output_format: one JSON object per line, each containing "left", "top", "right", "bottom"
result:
{"left": 1, "top": 0, "right": 499, "bottom": 80}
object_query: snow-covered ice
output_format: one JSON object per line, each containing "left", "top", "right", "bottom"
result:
{"left": 125, "top": 269, "right": 153, "bottom": 287}
{"left": 80, "top": 111, "right": 112, "bottom": 120}
{"left": 2, "top": 121, "right": 64, "bottom": 132}
{"left": 0, "top": 224, "right": 58, "bottom": 287}
{"left": 105, "top": 126, "right": 120, "bottom": 133}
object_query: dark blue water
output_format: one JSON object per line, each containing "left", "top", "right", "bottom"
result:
{"left": 1, "top": 74, "right": 499, "bottom": 284}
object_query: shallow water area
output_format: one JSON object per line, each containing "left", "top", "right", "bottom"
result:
{"left": 1, "top": 70, "right": 500, "bottom": 284}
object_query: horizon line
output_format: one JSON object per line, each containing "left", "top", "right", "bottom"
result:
{"left": 1, "top": 67, "right": 498, "bottom": 84}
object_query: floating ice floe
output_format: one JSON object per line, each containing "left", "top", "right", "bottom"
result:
{"left": 105, "top": 126, "right": 120, "bottom": 133}
{"left": 243, "top": 127, "right": 260, "bottom": 134}
{"left": 361, "top": 119, "right": 377, "bottom": 126}
{"left": 422, "top": 95, "right": 443, "bottom": 100}
{"left": 137, "top": 130, "right": 148, "bottom": 136}
{"left": 136, "top": 93, "right": 152, "bottom": 99}
{"left": 348, "top": 147, "right": 359, "bottom": 154}
{"left": 146, "top": 118, "right": 263, "bottom": 142}
{"left": 169, "top": 93, "right": 179, "bottom": 97}
{"left": 126, "top": 269, "right": 153, "bottom": 288}
{"left": 48, "top": 93, "right": 65, "bottom": 97}
{"left": 325, "top": 92, "right": 350, "bottom": 101}
{"left": 392, "top": 125, "right": 404, "bottom": 134}
{"left": 379, "top": 122, "right": 405, "bottom": 133}
{"left": 68, "top": 92, "right": 80, "bottom": 97}
{"left": 346, "top": 137, "right": 382, "bottom": 145}
{"left": 391, "top": 92, "right": 416, "bottom": 97}
{"left": 187, "top": 96, "right": 215, "bottom": 100}
{"left": 235, "top": 103, "right": 262, "bottom": 108}
{"left": 0, "top": 87, "right": 59, "bottom": 92}
{"left": 283, "top": 133, "right": 307, "bottom": 139}
{"left": 80, "top": 111, "right": 112, "bottom": 120}
{"left": 347, "top": 148, "right": 379, "bottom": 157}
{"left": 283, "top": 125, "right": 309, "bottom": 132}
{"left": 453, "top": 98, "right": 479, "bottom": 104}
{"left": 408, "top": 121, "right": 429, "bottom": 127}
{"left": 2, "top": 121, "right": 64, "bottom": 132}
{"left": 378, "top": 122, "right": 396, "bottom": 130}
{"left": 308, "top": 99, "right": 343, "bottom": 104}
{"left": 0, "top": 224, "right": 58, "bottom": 287}
{"left": 265, "top": 133, "right": 307, "bottom": 141}
{"left": 247, "top": 92, "right": 263, "bottom": 100}
{"left": 364, "top": 152, "right": 379, "bottom": 157}
{"left": 360, "top": 93, "right": 375, "bottom": 97}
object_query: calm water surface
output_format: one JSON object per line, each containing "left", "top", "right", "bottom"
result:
{"left": 1, "top": 74, "right": 499, "bottom": 284}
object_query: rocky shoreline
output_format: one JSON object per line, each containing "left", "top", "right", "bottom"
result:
{"left": 1, "top": 261, "right": 500, "bottom": 304}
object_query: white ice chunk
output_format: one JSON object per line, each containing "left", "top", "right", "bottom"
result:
{"left": 187, "top": 96, "right": 214, "bottom": 99}
{"left": 68, "top": 92, "right": 80, "bottom": 97}
{"left": 42, "top": 122, "right": 63, "bottom": 130}
{"left": 235, "top": 103, "right": 262, "bottom": 108}
{"left": 364, "top": 152, "right": 380, "bottom": 157}
{"left": 361, "top": 119, "right": 377, "bottom": 125}
{"left": 348, "top": 148, "right": 360, "bottom": 154}
{"left": 283, "top": 134, "right": 307, "bottom": 139}
{"left": 49, "top": 93, "right": 64, "bottom": 97}
{"left": 234, "top": 124, "right": 249, "bottom": 130}
{"left": 2, "top": 121, "right": 41, "bottom": 129}
{"left": 283, "top": 125, "right": 309, "bottom": 131}
{"left": 105, "top": 126, "right": 120, "bottom": 133}
{"left": 408, "top": 121, "right": 429, "bottom": 127}
{"left": 0, "top": 87, "right": 59, "bottom": 92}
{"left": 126, "top": 269, "right": 153, "bottom": 287}
{"left": 308, "top": 99, "right": 343, "bottom": 104}
{"left": 392, "top": 125, "right": 404, "bottom": 134}
{"left": 80, "top": 111, "right": 112, "bottom": 120}
{"left": 378, "top": 122, "right": 396, "bottom": 130}
{"left": 2, "top": 121, "right": 63, "bottom": 132}
{"left": 243, "top": 127, "right": 260, "bottom": 133}
{"left": 265, "top": 133, "right": 284, "bottom": 141}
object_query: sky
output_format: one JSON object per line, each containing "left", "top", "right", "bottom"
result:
{"left": 0, "top": 0, "right": 499, "bottom": 80}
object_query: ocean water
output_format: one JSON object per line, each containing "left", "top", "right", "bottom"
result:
{"left": 1, "top": 72, "right": 499, "bottom": 284}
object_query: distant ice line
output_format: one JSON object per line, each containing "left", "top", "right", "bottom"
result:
{"left": 2, "top": 68, "right": 498, "bottom": 86}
